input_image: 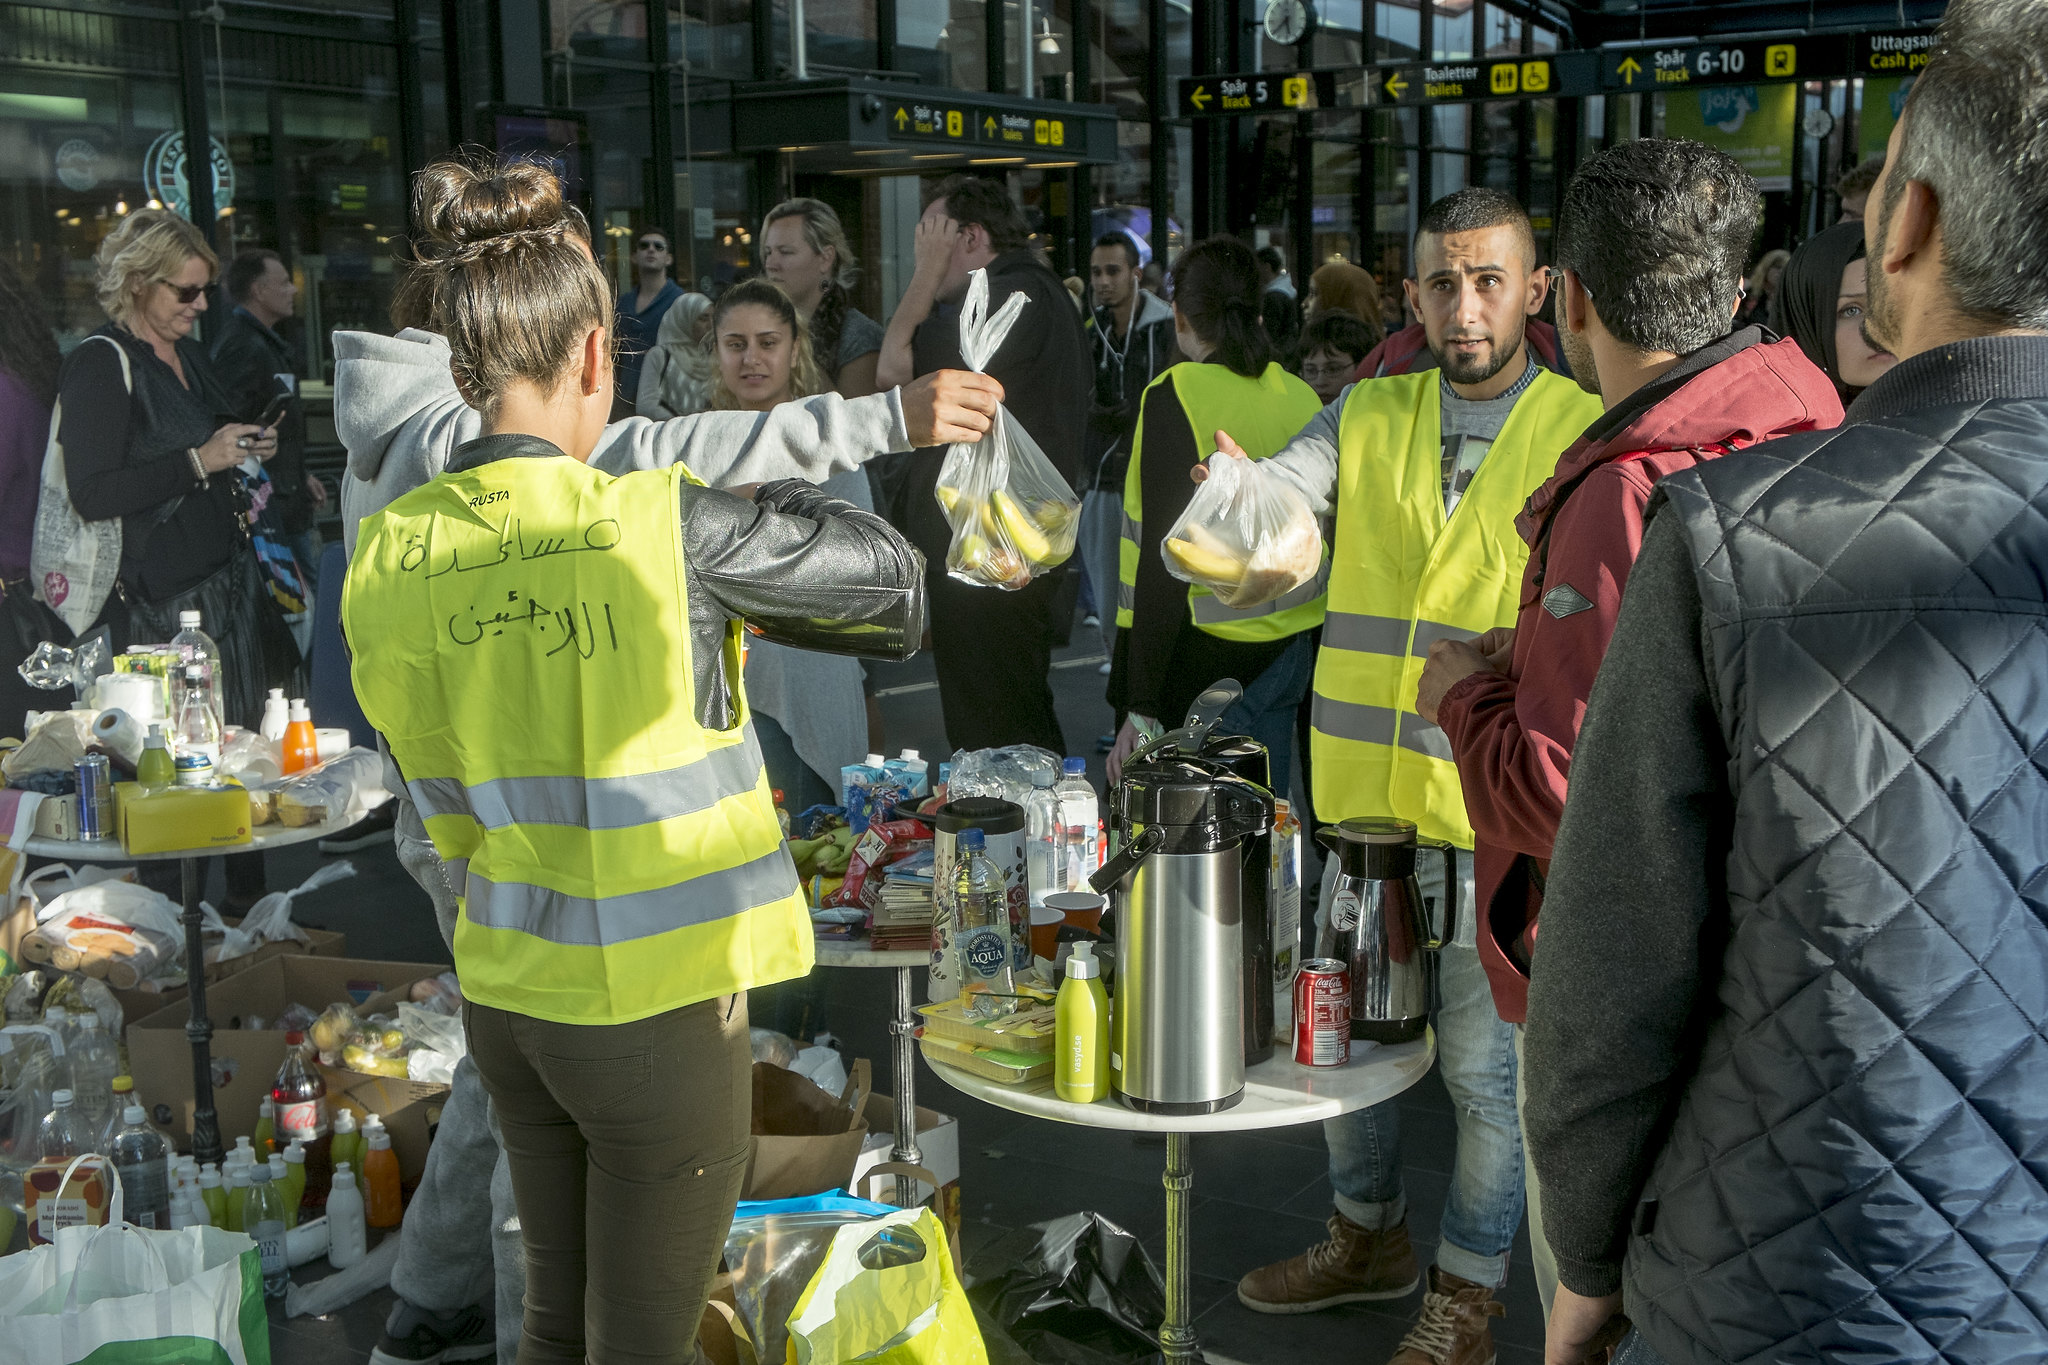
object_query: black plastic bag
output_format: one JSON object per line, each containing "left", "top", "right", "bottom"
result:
{"left": 966, "top": 1212, "right": 1166, "bottom": 1365}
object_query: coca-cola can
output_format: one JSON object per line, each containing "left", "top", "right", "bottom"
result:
{"left": 1293, "top": 958, "right": 1351, "bottom": 1066}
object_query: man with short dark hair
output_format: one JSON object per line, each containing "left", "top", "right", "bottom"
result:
{"left": 211, "top": 247, "right": 321, "bottom": 581}
{"left": 1526, "top": 3, "right": 2048, "bottom": 1361}
{"left": 1226, "top": 188, "right": 1603, "bottom": 1365}
{"left": 877, "top": 175, "right": 1092, "bottom": 752}
{"left": 1257, "top": 243, "right": 1301, "bottom": 351}
{"left": 1082, "top": 231, "right": 1175, "bottom": 660}
{"left": 612, "top": 226, "right": 682, "bottom": 419}
{"left": 1833, "top": 152, "right": 1886, "bottom": 222}
{"left": 1355, "top": 188, "right": 1567, "bottom": 380}
{"left": 1411, "top": 137, "right": 1841, "bottom": 1315}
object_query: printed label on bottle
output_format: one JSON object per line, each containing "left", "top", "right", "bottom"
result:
{"left": 961, "top": 927, "right": 1008, "bottom": 979}
{"left": 1330, "top": 888, "right": 1361, "bottom": 933}
{"left": 276, "top": 1098, "right": 327, "bottom": 1141}
{"left": 255, "top": 1220, "right": 288, "bottom": 1274}
{"left": 116, "top": 1159, "right": 170, "bottom": 1227}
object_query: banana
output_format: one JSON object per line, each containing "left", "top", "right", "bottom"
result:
{"left": 992, "top": 488, "right": 1054, "bottom": 564}
{"left": 1164, "top": 537, "right": 1248, "bottom": 586}
{"left": 935, "top": 485, "right": 965, "bottom": 517}
{"left": 955, "top": 532, "right": 993, "bottom": 574}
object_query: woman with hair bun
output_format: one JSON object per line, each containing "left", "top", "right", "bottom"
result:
{"left": 1105, "top": 236, "right": 1327, "bottom": 785}
{"left": 343, "top": 155, "right": 928, "bottom": 1365}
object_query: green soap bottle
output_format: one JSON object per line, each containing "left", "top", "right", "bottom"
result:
{"left": 225, "top": 1167, "right": 250, "bottom": 1232}
{"left": 1054, "top": 942, "right": 1111, "bottom": 1103}
{"left": 136, "top": 724, "right": 175, "bottom": 792}
{"left": 199, "top": 1164, "right": 227, "bottom": 1227}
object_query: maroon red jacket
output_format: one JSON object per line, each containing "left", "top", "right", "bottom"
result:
{"left": 1355, "top": 319, "right": 1566, "bottom": 380}
{"left": 1434, "top": 330, "right": 1842, "bottom": 1023}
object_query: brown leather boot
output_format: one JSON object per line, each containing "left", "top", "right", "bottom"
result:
{"left": 1235, "top": 1213, "right": 1420, "bottom": 1314}
{"left": 1385, "top": 1266, "right": 1507, "bottom": 1365}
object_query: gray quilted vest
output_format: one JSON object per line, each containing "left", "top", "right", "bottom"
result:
{"left": 1639, "top": 395, "right": 2048, "bottom": 1364}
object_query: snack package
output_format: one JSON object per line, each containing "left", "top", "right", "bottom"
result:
{"left": 932, "top": 270, "right": 1081, "bottom": 590}
{"left": 1160, "top": 451, "right": 1327, "bottom": 609}
{"left": 823, "top": 818, "right": 931, "bottom": 912}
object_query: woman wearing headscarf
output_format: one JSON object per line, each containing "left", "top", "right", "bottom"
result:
{"left": 635, "top": 289, "right": 715, "bottom": 418}
{"left": 1770, "top": 221, "right": 1897, "bottom": 405}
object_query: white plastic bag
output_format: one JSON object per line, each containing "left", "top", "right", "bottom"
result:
{"left": 215, "top": 859, "right": 352, "bottom": 963}
{"left": 399, "top": 999, "right": 467, "bottom": 1084}
{"left": 932, "top": 270, "right": 1080, "bottom": 591}
{"left": 29, "top": 336, "right": 129, "bottom": 636}
{"left": 1160, "top": 452, "right": 1326, "bottom": 609}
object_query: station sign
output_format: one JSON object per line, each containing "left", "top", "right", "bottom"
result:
{"left": 1853, "top": 29, "right": 1937, "bottom": 76}
{"left": 1176, "top": 69, "right": 1339, "bottom": 118}
{"left": 1375, "top": 53, "right": 1597, "bottom": 106}
{"left": 886, "top": 98, "right": 1072, "bottom": 151}
{"left": 1600, "top": 37, "right": 1845, "bottom": 92}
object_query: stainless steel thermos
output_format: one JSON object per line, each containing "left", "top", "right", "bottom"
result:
{"left": 1314, "top": 817, "right": 1457, "bottom": 1043}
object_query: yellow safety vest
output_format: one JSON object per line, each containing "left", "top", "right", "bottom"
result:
{"left": 1117, "top": 361, "right": 1330, "bottom": 641}
{"left": 1310, "top": 368, "right": 1603, "bottom": 847}
{"left": 343, "top": 454, "right": 810, "bottom": 1026}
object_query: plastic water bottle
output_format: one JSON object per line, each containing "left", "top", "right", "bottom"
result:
{"left": 110, "top": 1105, "right": 171, "bottom": 1229}
{"left": 325, "top": 1161, "right": 367, "bottom": 1269}
{"left": 954, "top": 830, "right": 1017, "bottom": 1020}
{"left": 1023, "top": 768, "right": 1059, "bottom": 910}
{"left": 98, "top": 1074, "right": 136, "bottom": 1150}
{"left": 1055, "top": 758, "right": 1100, "bottom": 892}
{"left": 68, "top": 1014, "right": 119, "bottom": 1137}
{"left": 170, "top": 610, "right": 224, "bottom": 734}
{"left": 246, "top": 1165, "right": 290, "bottom": 1297}
{"left": 172, "top": 663, "right": 220, "bottom": 786}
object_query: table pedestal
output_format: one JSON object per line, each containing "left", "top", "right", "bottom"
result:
{"left": 889, "top": 964, "right": 922, "bottom": 1207}
{"left": 1161, "top": 1131, "right": 1198, "bottom": 1362}
{"left": 180, "top": 856, "right": 223, "bottom": 1168}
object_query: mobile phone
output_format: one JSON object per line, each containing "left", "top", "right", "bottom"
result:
{"left": 255, "top": 391, "right": 291, "bottom": 431}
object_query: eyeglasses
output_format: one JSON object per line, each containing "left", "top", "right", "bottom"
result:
{"left": 159, "top": 281, "right": 207, "bottom": 304}
{"left": 1545, "top": 265, "right": 1590, "bottom": 301}
{"left": 1300, "top": 362, "right": 1356, "bottom": 381}
{"left": 635, "top": 238, "right": 668, "bottom": 251}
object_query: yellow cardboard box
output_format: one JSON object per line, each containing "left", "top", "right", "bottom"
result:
{"left": 115, "top": 780, "right": 252, "bottom": 854}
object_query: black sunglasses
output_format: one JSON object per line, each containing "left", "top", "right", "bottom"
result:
{"left": 635, "top": 238, "right": 669, "bottom": 251}
{"left": 160, "top": 281, "right": 207, "bottom": 304}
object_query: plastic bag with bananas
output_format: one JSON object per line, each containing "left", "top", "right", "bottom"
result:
{"left": 931, "top": 268, "right": 1083, "bottom": 590}
{"left": 1160, "top": 451, "right": 1326, "bottom": 608}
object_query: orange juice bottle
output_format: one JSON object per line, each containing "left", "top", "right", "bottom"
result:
{"left": 362, "top": 1115, "right": 402, "bottom": 1228}
{"left": 282, "top": 699, "right": 319, "bottom": 774}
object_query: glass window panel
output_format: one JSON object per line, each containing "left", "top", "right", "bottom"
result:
{"left": 1374, "top": 0, "right": 1419, "bottom": 62}
{"left": 1431, "top": 0, "right": 1472, "bottom": 61}
{"left": 552, "top": 0, "right": 651, "bottom": 62}
{"left": 893, "top": 0, "right": 986, "bottom": 92}
{"left": 1483, "top": 5, "right": 1521, "bottom": 58}
{"left": 543, "top": 63, "right": 654, "bottom": 290}
{"left": 807, "top": 0, "right": 876, "bottom": 70}
{"left": 669, "top": 0, "right": 753, "bottom": 77}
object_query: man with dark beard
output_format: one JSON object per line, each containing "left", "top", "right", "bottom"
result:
{"left": 1221, "top": 189, "right": 1603, "bottom": 1365}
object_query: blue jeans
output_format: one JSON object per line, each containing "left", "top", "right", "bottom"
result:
{"left": 1218, "top": 632, "right": 1315, "bottom": 800}
{"left": 1321, "top": 851, "right": 1526, "bottom": 1289}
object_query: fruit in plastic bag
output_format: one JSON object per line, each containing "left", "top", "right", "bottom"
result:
{"left": 1161, "top": 452, "right": 1326, "bottom": 609}
{"left": 932, "top": 270, "right": 1082, "bottom": 591}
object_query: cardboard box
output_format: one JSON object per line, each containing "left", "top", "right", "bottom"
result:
{"left": 116, "top": 781, "right": 252, "bottom": 854}
{"left": 107, "top": 921, "right": 348, "bottom": 1029}
{"left": 127, "top": 955, "right": 448, "bottom": 1161}
{"left": 324, "top": 1069, "right": 446, "bottom": 1195}
{"left": 850, "top": 1093, "right": 961, "bottom": 1241}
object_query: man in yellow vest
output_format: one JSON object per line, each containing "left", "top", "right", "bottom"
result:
{"left": 1228, "top": 189, "right": 1603, "bottom": 1365}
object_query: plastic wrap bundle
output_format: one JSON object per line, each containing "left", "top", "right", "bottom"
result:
{"left": 1160, "top": 452, "right": 1326, "bottom": 608}
{"left": 945, "top": 745, "right": 1061, "bottom": 807}
{"left": 933, "top": 270, "right": 1081, "bottom": 591}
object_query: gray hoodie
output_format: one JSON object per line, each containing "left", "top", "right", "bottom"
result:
{"left": 334, "top": 327, "right": 913, "bottom": 555}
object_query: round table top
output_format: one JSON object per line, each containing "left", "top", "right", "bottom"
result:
{"left": 17, "top": 813, "right": 354, "bottom": 864}
{"left": 926, "top": 1031, "right": 1434, "bottom": 1134}
{"left": 811, "top": 936, "right": 928, "bottom": 969}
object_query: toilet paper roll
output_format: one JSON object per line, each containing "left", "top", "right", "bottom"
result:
{"left": 314, "top": 728, "right": 352, "bottom": 762}
{"left": 93, "top": 673, "right": 162, "bottom": 721}
{"left": 91, "top": 708, "right": 148, "bottom": 767}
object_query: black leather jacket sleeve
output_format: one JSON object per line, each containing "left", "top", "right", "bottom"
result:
{"left": 679, "top": 477, "right": 925, "bottom": 730}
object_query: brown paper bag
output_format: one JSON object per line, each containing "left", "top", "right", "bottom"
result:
{"left": 743, "top": 1056, "right": 872, "bottom": 1200}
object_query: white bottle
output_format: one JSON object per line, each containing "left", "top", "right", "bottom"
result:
{"left": 259, "top": 688, "right": 290, "bottom": 747}
{"left": 171, "top": 610, "right": 224, "bottom": 733}
{"left": 172, "top": 663, "right": 221, "bottom": 786}
{"left": 324, "top": 1161, "right": 367, "bottom": 1269}
{"left": 228, "top": 1135, "right": 257, "bottom": 1177}
{"left": 1054, "top": 758, "right": 1100, "bottom": 891}
{"left": 1023, "top": 768, "right": 1059, "bottom": 910}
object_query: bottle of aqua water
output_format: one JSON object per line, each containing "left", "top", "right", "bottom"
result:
{"left": 954, "top": 829, "right": 1016, "bottom": 1020}
{"left": 246, "top": 1166, "right": 290, "bottom": 1298}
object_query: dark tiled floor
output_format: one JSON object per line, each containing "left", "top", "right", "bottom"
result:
{"left": 247, "top": 612, "right": 1542, "bottom": 1364}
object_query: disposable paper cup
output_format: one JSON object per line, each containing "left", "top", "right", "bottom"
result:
{"left": 1029, "top": 906, "right": 1064, "bottom": 961}
{"left": 1043, "top": 890, "right": 1105, "bottom": 934}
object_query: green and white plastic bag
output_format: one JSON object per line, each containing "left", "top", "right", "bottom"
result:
{"left": 0, "top": 1154, "right": 268, "bottom": 1365}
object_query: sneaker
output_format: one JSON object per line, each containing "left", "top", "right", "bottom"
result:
{"left": 318, "top": 800, "right": 398, "bottom": 853}
{"left": 1097, "top": 661, "right": 1112, "bottom": 676}
{"left": 1385, "top": 1266, "right": 1506, "bottom": 1365}
{"left": 1082, "top": 613, "right": 1101, "bottom": 628}
{"left": 369, "top": 1299, "right": 495, "bottom": 1365}
{"left": 1236, "top": 1213, "right": 1420, "bottom": 1314}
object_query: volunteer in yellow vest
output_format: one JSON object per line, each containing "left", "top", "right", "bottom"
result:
{"left": 1224, "top": 190, "right": 1604, "bottom": 1364}
{"left": 342, "top": 158, "right": 926, "bottom": 1365}
{"left": 1106, "top": 237, "right": 1326, "bottom": 783}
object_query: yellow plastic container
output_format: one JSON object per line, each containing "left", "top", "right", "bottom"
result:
{"left": 1053, "top": 943, "right": 1111, "bottom": 1103}
{"left": 116, "top": 780, "right": 253, "bottom": 854}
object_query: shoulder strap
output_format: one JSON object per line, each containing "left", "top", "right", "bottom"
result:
{"left": 89, "top": 333, "right": 133, "bottom": 395}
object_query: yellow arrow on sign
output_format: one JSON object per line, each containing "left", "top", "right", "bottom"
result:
{"left": 984, "top": 115, "right": 998, "bottom": 135}
{"left": 1190, "top": 84, "right": 1212, "bottom": 111}
{"left": 1384, "top": 70, "right": 1409, "bottom": 99}
{"left": 1616, "top": 55, "right": 1642, "bottom": 85}
{"left": 894, "top": 107, "right": 909, "bottom": 130}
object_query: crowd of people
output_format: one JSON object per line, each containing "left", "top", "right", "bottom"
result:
{"left": 1, "top": 2, "right": 2044, "bottom": 1362}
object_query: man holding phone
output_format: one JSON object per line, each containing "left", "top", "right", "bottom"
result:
{"left": 213, "top": 247, "right": 324, "bottom": 586}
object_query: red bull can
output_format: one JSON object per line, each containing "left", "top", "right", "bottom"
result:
{"left": 1293, "top": 958, "right": 1351, "bottom": 1066}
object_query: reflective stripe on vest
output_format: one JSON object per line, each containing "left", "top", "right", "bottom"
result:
{"left": 1310, "top": 368, "right": 1604, "bottom": 847}
{"left": 343, "top": 455, "right": 812, "bottom": 1025}
{"left": 1116, "top": 361, "right": 1328, "bottom": 637}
